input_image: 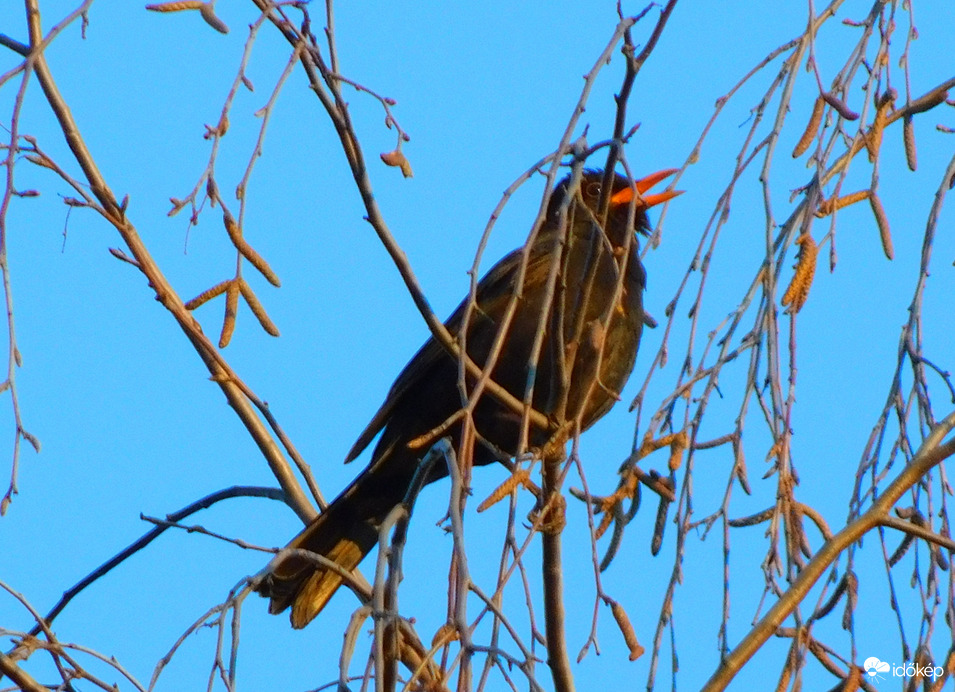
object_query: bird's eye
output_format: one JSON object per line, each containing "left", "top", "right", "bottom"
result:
{"left": 586, "top": 181, "right": 601, "bottom": 197}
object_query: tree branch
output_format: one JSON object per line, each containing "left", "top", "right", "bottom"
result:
{"left": 879, "top": 515, "right": 955, "bottom": 553}
{"left": 0, "top": 651, "right": 46, "bottom": 692}
{"left": 703, "top": 411, "right": 955, "bottom": 691}
{"left": 23, "top": 0, "right": 317, "bottom": 523}
{"left": 25, "top": 485, "right": 284, "bottom": 637}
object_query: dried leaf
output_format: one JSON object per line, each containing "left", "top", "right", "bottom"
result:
{"left": 380, "top": 148, "right": 414, "bottom": 178}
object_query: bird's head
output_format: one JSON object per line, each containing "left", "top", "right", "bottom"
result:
{"left": 550, "top": 168, "right": 682, "bottom": 239}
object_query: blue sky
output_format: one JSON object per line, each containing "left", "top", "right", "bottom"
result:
{"left": 1, "top": 1, "right": 954, "bottom": 690}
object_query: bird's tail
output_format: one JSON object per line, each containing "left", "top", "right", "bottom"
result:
{"left": 257, "top": 468, "right": 401, "bottom": 629}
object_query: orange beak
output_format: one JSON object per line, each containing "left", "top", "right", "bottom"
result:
{"left": 609, "top": 168, "right": 683, "bottom": 209}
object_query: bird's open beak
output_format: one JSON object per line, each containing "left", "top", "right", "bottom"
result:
{"left": 610, "top": 168, "right": 683, "bottom": 209}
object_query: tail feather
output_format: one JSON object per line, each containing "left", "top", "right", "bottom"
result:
{"left": 287, "top": 535, "right": 367, "bottom": 628}
{"left": 258, "top": 466, "right": 406, "bottom": 629}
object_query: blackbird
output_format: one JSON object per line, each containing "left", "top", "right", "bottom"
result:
{"left": 257, "top": 168, "right": 680, "bottom": 628}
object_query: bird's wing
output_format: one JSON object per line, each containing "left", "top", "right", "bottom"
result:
{"left": 344, "top": 232, "right": 559, "bottom": 464}
{"left": 343, "top": 333, "right": 446, "bottom": 463}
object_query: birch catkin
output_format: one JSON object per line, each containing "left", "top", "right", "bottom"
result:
{"left": 903, "top": 116, "right": 917, "bottom": 171}
{"left": 782, "top": 234, "right": 818, "bottom": 313}
{"left": 793, "top": 96, "right": 825, "bottom": 158}
{"left": 869, "top": 193, "right": 894, "bottom": 260}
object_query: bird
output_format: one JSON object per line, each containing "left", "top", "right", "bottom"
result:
{"left": 257, "top": 168, "right": 681, "bottom": 628}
